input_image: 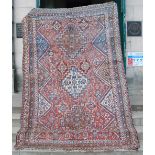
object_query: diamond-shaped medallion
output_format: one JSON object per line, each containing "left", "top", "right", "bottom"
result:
{"left": 62, "top": 67, "right": 89, "bottom": 98}
{"left": 57, "top": 24, "right": 87, "bottom": 59}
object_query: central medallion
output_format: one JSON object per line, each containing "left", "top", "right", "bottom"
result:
{"left": 62, "top": 67, "right": 89, "bottom": 98}
{"left": 57, "top": 24, "right": 87, "bottom": 59}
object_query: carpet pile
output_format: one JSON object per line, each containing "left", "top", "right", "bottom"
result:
{"left": 15, "top": 2, "right": 139, "bottom": 151}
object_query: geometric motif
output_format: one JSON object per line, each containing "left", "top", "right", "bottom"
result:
{"left": 93, "top": 30, "right": 108, "bottom": 54}
{"left": 78, "top": 18, "right": 89, "bottom": 31}
{"left": 57, "top": 24, "right": 87, "bottom": 59}
{"left": 38, "top": 94, "right": 51, "bottom": 117}
{"left": 36, "top": 34, "right": 49, "bottom": 58}
{"left": 63, "top": 105, "right": 92, "bottom": 130}
{"left": 52, "top": 20, "right": 62, "bottom": 31}
{"left": 95, "top": 85, "right": 111, "bottom": 102}
{"left": 38, "top": 108, "right": 56, "bottom": 130}
{"left": 62, "top": 67, "right": 89, "bottom": 98}
{"left": 80, "top": 59, "right": 90, "bottom": 73}
{"left": 98, "top": 15, "right": 105, "bottom": 26}
{"left": 100, "top": 90, "right": 115, "bottom": 113}
{"left": 38, "top": 63, "right": 50, "bottom": 88}
{"left": 57, "top": 60, "right": 68, "bottom": 75}
{"left": 94, "top": 58, "right": 111, "bottom": 85}
{"left": 15, "top": 2, "right": 139, "bottom": 151}
{"left": 94, "top": 105, "right": 114, "bottom": 130}
{"left": 58, "top": 102, "right": 67, "bottom": 113}
{"left": 86, "top": 100, "right": 96, "bottom": 111}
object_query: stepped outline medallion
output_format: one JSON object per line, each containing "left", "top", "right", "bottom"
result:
{"left": 62, "top": 66, "right": 89, "bottom": 98}
{"left": 57, "top": 24, "right": 87, "bottom": 59}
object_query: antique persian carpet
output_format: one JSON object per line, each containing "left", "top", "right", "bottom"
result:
{"left": 15, "top": 2, "right": 139, "bottom": 151}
